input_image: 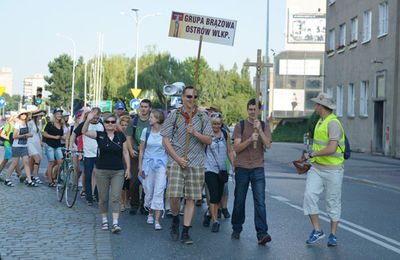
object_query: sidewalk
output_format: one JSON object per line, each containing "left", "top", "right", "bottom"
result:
{"left": 265, "top": 142, "right": 400, "bottom": 192}
{"left": 0, "top": 170, "right": 112, "bottom": 259}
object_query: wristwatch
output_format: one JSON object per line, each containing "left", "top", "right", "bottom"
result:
{"left": 308, "top": 152, "right": 313, "bottom": 158}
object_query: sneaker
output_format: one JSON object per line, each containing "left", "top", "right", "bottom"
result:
{"left": 4, "top": 180, "right": 14, "bottom": 187}
{"left": 179, "top": 209, "right": 184, "bottom": 216}
{"left": 222, "top": 208, "right": 231, "bottom": 218}
{"left": 258, "top": 233, "right": 272, "bottom": 245}
{"left": 327, "top": 233, "right": 337, "bottom": 247}
{"left": 306, "top": 230, "right": 325, "bottom": 244}
{"left": 34, "top": 177, "right": 43, "bottom": 184}
{"left": 26, "top": 181, "right": 38, "bottom": 187}
{"left": 203, "top": 212, "right": 211, "bottom": 227}
{"left": 154, "top": 222, "right": 162, "bottom": 230}
{"left": 87, "top": 201, "right": 93, "bottom": 206}
{"left": 170, "top": 222, "right": 180, "bottom": 241}
{"left": 181, "top": 231, "right": 193, "bottom": 245}
{"left": 112, "top": 224, "right": 122, "bottom": 233}
{"left": 166, "top": 209, "right": 173, "bottom": 217}
{"left": 101, "top": 222, "right": 109, "bottom": 231}
{"left": 211, "top": 222, "right": 220, "bottom": 233}
{"left": 231, "top": 231, "right": 240, "bottom": 240}
{"left": 129, "top": 208, "right": 138, "bottom": 215}
{"left": 147, "top": 214, "right": 154, "bottom": 224}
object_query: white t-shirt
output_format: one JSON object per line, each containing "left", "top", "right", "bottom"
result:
{"left": 13, "top": 121, "right": 29, "bottom": 148}
{"left": 140, "top": 128, "right": 165, "bottom": 158}
{"left": 27, "top": 120, "right": 42, "bottom": 146}
{"left": 83, "top": 122, "right": 104, "bottom": 158}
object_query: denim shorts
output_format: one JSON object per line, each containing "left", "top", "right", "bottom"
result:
{"left": 45, "top": 144, "right": 63, "bottom": 162}
{"left": 12, "top": 147, "right": 29, "bottom": 157}
{"left": 4, "top": 146, "right": 12, "bottom": 160}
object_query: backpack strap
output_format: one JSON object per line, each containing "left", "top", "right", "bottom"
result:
{"left": 144, "top": 126, "right": 152, "bottom": 150}
{"left": 240, "top": 120, "right": 265, "bottom": 137}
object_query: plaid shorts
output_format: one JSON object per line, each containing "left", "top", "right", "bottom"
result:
{"left": 166, "top": 164, "right": 204, "bottom": 200}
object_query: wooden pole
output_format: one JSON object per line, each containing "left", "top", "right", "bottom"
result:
{"left": 184, "top": 35, "right": 203, "bottom": 160}
{"left": 254, "top": 49, "right": 262, "bottom": 149}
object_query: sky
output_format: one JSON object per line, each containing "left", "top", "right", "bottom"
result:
{"left": 1, "top": 0, "right": 286, "bottom": 96}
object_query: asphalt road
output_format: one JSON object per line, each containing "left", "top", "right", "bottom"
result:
{"left": 110, "top": 143, "right": 400, "bottom": 260}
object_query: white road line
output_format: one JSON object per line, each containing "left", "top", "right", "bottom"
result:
{"left": 269, "top": 194, "right": 400, "bottom": 255}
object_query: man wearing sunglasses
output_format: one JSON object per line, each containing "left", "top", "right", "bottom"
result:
{"left": 161, "top": 86, "right": 213, "bottom": 244}
{"left": 231, "top": 98, "right": 272, "bottom": 245}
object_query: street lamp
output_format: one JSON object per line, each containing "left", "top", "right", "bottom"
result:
{"left": 121, "top": 9, "right": 160, "bottom": 89}
{"left": 56, "top": 33, "right": 76, "bottom": 116}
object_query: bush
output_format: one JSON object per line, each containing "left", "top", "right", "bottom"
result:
{"left": 272, "top": 119, "right": 308, "bottom": 143}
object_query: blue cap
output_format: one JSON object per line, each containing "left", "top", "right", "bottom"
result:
{"left": 115, "top": 102, "right": 125, "bottom": 109}
{"left": 62, "top": 112, "right": 69, "bottom": 117}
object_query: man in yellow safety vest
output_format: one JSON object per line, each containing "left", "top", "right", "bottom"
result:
{"left": 302, "top": 92, "right": 345, "bottom": 247}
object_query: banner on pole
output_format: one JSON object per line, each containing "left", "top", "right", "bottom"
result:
{"left": 169, "top": 11, "right": 237, "bottom": 46}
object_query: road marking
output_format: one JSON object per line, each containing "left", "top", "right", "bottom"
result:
{"left": 269, "top": 194, "right": 400, "bottom": 255}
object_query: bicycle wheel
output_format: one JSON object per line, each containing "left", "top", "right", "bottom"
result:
{"left": 65, "top": 167, "right": 79, "bottom": 208}
{"left": 56, "top": 166, "right": 66, "bottom": 202}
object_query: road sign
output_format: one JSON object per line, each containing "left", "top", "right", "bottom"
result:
{"left": 0, "top": 97, "right": 6, "bottom": 108}
{"left": 131, "top": 89, "right": 142, "bottom": 99}
{"left": 0, "top": 87, "right": 6, "bottom": 97}
{"left": 100, "top": 100, "right": 112, "bottom": 113}
{"left": 169, "top": 11, "right": 237, "bottom": 46}
{"left": 130, "top": 99, "right": 140, "bottom": 109}
{"left": 171, "top": 96, "right": 181, "bottom": 107}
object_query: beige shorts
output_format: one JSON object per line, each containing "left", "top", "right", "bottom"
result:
{"left": 166, "top": 164, "right": 204, "bottom": 200}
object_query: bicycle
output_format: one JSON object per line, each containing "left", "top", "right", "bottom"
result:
{"left": 56, "top": 148, "right": 80, "bottom": 208}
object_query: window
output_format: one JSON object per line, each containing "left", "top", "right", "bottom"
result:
{"left": 328, "top": 0, "right": 336, "bottom": 5}
{"left": 379, "top": 2, "right": 388, "bottom": 36}
{"left": 350, "top": 17, "right": 358, "bottom": 44}
{"left": 338, "top": 24, "right": 346, "bottom": 51}
{"left": 328, "top": 29, "right": 335, "bottom": 53}
{"left": 336, "top": 85, "right": 343, "bottom": 117}
{"left": 375, "top": 71, "right": 386, "bottom": 98}
{"left": 348, "top": 83, "right": 355, "bottom": 116}
{"left": 363, "top": 10, "right": 372, "bottom": 42}
{"left": 360, "top": 81, "right": 369, "bottom": 116}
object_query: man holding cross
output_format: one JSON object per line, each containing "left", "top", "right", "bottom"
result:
{"left": 161, "top": 86, "right": 213, "bottom": 244}
{"left": 231, "top": 98, "right": 272, "bottom": 245}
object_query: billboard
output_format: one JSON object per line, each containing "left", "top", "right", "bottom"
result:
{"left": 287, "top": 13, "right": 325, "bottom": 43}
{"left": 273, "top": 89, "right": 305, "bottom": 112}
{"left": 279, "top": 59, "right": 320, "bottom": 76}
{"left": 169, "top": 11, "right": 237, "bottom": 46}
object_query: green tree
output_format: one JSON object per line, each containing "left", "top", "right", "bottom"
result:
{"left": 44, "top": 54, "right": 74, "bottom": 110}
{"left": 2, "top": 93, "right": 20, "bottom": 112}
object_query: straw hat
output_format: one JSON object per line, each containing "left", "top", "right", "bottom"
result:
{"left": 17, "top": 108, "right": 31, "bottom": 117}
{"left": 206, "top": 104, "right": 222, "bottom": 113}
{"left": 32, "top": 109, "right": 46, "bottom": 117}
{"left": 310, "top": 92, "right": 336, "bottom": 110}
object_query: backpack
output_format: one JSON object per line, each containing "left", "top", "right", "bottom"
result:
{"left": 339, "top": 135, "right": 351, "bottom": 160}
{"left": 0, "top": 122, "right": 14, "bottom": 146}
{"left": 240, "top": 120, "right": 265, "bottom": 136}
{"left": 144, "top": 126, "right": 152, "bottom": 150}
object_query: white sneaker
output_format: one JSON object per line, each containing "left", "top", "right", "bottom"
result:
{"left": 154, "top": 222, "right": 162, "bottom": 230}
{"left": 147, "top": 214, "right": 154, "bottom": 224}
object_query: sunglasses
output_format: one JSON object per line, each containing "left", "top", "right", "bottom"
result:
{"left": 211, "top": 113, "right": 222, "bottom": 118}
{"left": 186, "top": 95, "right": 198, "bottom": 99}
{"left": 104, "top": 120, "right": 116, "bottom": 124}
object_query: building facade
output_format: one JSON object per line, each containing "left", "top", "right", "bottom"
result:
{"left": 23, "top": 73, "right": 45, "bottom": 105}
{"left": 271, "top": 0, "right": 326, "bottom": 119}
{"left": 0, "top": 67, "right": 14, "bottom": 96}
{"left": 324, "top": 0, "right": 400, "bottom": 157}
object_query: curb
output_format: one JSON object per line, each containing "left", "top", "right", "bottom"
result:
{"left": 344, "top": 176, "right": 400, "bottom": 192}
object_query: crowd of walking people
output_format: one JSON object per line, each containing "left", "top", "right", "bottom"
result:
{"left": 1, "top": 88, "right": 345, "bottom": 247}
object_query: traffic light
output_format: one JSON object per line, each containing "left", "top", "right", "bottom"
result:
{"left": 35, "top": 87, "right": 42, "bottom": 105}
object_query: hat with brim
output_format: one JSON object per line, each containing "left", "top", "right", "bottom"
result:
{"left": 310, "top": 92, "right": 336, "bottom": 110}
{"left": 32, "top": 109, "right": 46, "bottom": 117}
{"left": 53, "top": 108, "right": 63, "bottom": 114}
{"left": 206, "top": 104, "right": 222, "bottom": 113}
{"left": 17, "top": 108, "right": 31, "bottom": 117}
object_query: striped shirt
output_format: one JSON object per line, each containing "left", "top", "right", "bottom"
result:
{"left": 161, "top": 108, "right": 213, "bottom": 167}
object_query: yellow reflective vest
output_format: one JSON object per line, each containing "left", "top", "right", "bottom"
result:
{"left": 312, "top": 113, "right": 345, "bottom": 165}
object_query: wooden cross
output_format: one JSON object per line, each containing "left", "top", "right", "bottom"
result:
{"left": 244, "top": 49, "right": 273, "bottom": 148}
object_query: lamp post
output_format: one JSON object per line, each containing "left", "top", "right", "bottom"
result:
{"left": 121, "top": 9, "right": 160, "bottom": 89}
{"left": 264, "top": 0, "right": 270, "bottom": 122}
{"left": 56, "top": 33, "right": 76, "bottom": 116}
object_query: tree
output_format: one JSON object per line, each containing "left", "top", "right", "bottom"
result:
{"left": 44, "top": 54, "right": 74, "bottom": 110}
{"left": 2, "top": 93, "right": 20, "bottom": 112}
